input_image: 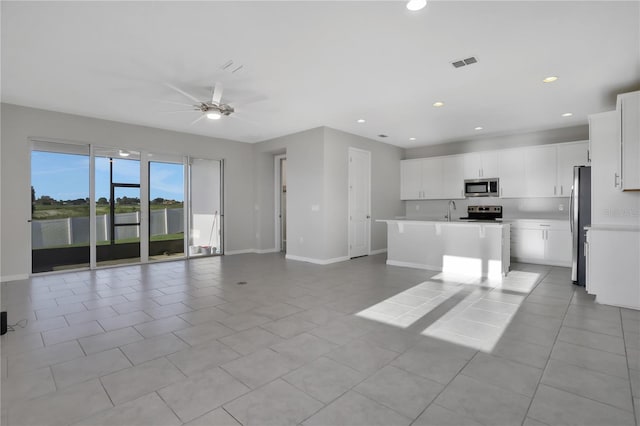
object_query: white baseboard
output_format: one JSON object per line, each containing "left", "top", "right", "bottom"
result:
{"left": 386, "top": 260, "right": 441, "bottom": 271}
{"left": 225, "top": 248, "right": 280, "bottom": 255}
{"left": 256, "top": 248, "right": 280, "bottom": 254}
{"left": 370, "top": 248, "right": 388, "bottom": 255}
{"left": 224, "top": 249, "right": 257, "bottom": 255}
{"left": 285, "top": 254, "right": 349, "bottom": 265}
{"left": 1, "top": 274, "right": 29, "bottom": 283}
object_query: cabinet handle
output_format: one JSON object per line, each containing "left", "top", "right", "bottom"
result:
{"left": 500, "top": 187, "right": 503, "bottom": 197}
{"left": 554, "top": 186, "right": 557, "bottom": 195}
{"left": 560, "top": 185, "right": 563, "bottom": 195}
{"left": 614, "top": 173, "right": 620, "bottom": 188}
{"left": 542, "top": 230, "right": 545, "bottom": 240}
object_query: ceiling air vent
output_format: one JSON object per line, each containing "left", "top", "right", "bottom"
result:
{"left": 451, "top": 56, "right": 478, "bottom": 69}
{"left": 378, "top": 134, "right": 388, "bottom": 138}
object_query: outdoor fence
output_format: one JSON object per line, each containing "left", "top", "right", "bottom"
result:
{"left": 32, "top": 208, "right": 185, "bottom": 249}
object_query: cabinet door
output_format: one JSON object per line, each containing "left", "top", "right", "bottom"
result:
{"left": 620, "top": 92, "right": 640, "bottom": 190}
{"left": 512, "top": 228, "right": 546, "bottom": 261}
{"left": 498, "top": 148, "right": 526, "bottom": 198}
{"left": 421, "top": 158, "right": 443, "bottom": 198}
{"left": 441, "top": 155, "right": 465, "bottom": 199}
{"left": 401, "top": 160, "right": 422, "bottom": 200}
{"left": 480, "top": 151, "right": 499, "bottom": 178}
{"left": 557, "top": 142, "right": 588, "bottom": 197}
{"left": 545, "top": 228, "right": 572, "bottom": 266}
{"left": 463, "top": 153, "right": 482, "bottom": 179}
{"left": 524, "top": 145, "right": 557, "bottom": 197}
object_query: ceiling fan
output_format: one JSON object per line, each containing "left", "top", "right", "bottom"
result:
{"left": 163, "top": 82, "right": 235, "bottom": 124}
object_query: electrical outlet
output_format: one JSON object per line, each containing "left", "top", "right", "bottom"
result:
{"left": 558, "top": 204, "right": 564, "bottom": 211}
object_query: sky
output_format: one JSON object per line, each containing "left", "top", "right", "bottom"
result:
{"left": 31, "top": 151, "right": 184, "bottom": 201}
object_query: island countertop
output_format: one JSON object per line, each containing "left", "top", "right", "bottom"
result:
{"left": 378, "top": 219, "right": 511, "bottom": 278}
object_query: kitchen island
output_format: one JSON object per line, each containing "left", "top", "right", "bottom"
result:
{"left": 378, "top": 220, "right": 510, "bottom": 279}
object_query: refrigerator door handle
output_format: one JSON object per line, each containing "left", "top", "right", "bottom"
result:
{"left": 569, "top": 187, "right": 575, "bottom": 232}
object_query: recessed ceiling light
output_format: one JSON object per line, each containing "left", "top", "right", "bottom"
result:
{"left": 118, "top": 150, "right": 130, "bottom": 157}
{"left": 207, "top": 112, "right": 222, "bottom": 120}
{"left": 474, "top": 126, "right": 484, "bottom": 131}
{"left": 357, "top": 119, "right": 366, "bottom": 123}
{"left": 406, "top": 0, "right": 427, "bottom": 11}
{"left": 409, "top": 137, "right": 416, "bottom": 141}
{"left": 561, "top": 112, "right": 573, "bottom": 117}
{"left": 543, "top": 76, "right": 558, "bottom": 83}
{"left": 433, "top": 101, "right": 445, "bottom": 107}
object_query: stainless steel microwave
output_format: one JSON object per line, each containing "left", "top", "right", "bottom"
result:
{"left": 464, "top": 178, "right": 499, "bottom": 197}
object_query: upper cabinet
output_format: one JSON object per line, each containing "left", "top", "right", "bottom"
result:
{"left": 400, "top": 155, "right": 464, "bottom": 200}
{"left": 401, "top": 141, "right": 589, "bottom": 200}
{"left": 463, "top": 151, "right": 498, "bottom": 179}
{"left": 617, "top": 91, "right": 640, "bottom": 191}
{"left": 557, "top": 142, "right": 590, "bottom": 196}
{"left": 524, "top": 145, "right": 558, "bottom": 197}
{"left": 497, "top": 148, "right": 526, "bottom": 198}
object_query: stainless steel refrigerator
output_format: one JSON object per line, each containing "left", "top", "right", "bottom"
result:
{"left": 571, "top": 166, "right": 591, "bottom": 286}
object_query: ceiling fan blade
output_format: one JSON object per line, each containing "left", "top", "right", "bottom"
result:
{"left": 212, "top": 82, "right": 223, "bottom": 105}
{"left": 190, "top": 114, "right": 207, "bottom": 126}
{"left": 155, "top": 99, "right": 196, "bottom": 108}
{"left": 165, "top": 83, "right": 202, "bottom": 104}
{"left": 159, "top": 109, "right": 198, "bottom": 113}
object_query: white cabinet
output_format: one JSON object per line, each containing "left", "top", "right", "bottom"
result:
{"left": 617, "top": 91, "right": 640, "bottom": 191}
{"left": 422, "top": 157, "right": 443, "bottom": 198}
{"left": 557, "top": 142, "right": 589, "bottom": 196}
{"left": 401, "top": 160, "right": 422, "bottom": 200}
{"left": 400, "top": 156, "right": 464, "bottom": 200}
{"left": 522, "top": 142, "right": 588, "bottom": 198}
{"left": 586, "top": 226, "right": 640, "bottom": 309}
{"left": 463, "top": 151, "right": 498, "bottom": 179}
{"left": 497, "top": 149, "right": 526, "bottom": 198}
{"left": 441, "top": 155, "right": 465, "bottom": 199}
{"left": 524, "top": 145, "right": 557, "bottom": 197}
{"left": 510, "top": 220, "right": 571, "bottom": 266}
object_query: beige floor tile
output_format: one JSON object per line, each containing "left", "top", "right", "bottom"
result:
{"left": 167, "top": 339, "right": 240, "bottom": 376}
{"left": 159, "top": 367, "right": 250, "bottom": 423}
{"left": 100, "top": 357, "right": 185, "bottom": 405}
{"left": 223, "top": 379, "right": 323, "bottom": 426}
{"left": 51, "top": 348, "right": 131, "bottom": 389}
{"left": 71, "top": 392, "right": 181, "bottom": 426}
{"left": 283, "top": 357, "right": 365, "bottom": 403}
{"left": 8, "top": 379, "right": 112, "bottom": 426}
{"left": 79, "top": 327, "right": 144, "bottom": 354}
{"left": 303, "top": 391, "right": 411, "bottom": 426}
{"left": 528, "top": 384, "right": 635, "bottom": 426}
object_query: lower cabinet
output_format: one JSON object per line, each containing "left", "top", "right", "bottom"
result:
{"left": 586, "top": 227, "right": 640, "bottom": 309}
{"left": 510, "top": 220, "right": 571, "bottom": 267}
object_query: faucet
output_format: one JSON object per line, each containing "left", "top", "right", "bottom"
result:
{"left": 447, "top": 200, "right": 456, "bottom": 222}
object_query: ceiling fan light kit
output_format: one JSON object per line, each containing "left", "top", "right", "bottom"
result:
{"left": 406, "top": 0, "right": 427, "bottom": 12}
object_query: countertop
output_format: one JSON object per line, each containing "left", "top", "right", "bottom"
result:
{"left": 377, "top": 219, "right": 509, "bottom": 227}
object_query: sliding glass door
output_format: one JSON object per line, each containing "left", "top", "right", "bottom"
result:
{"left": 149, "top": 159, "right": 186, "bottom": 262}
{"left": 30, "top": 142, "right": 90, "bottom": 272}
{"left": 30, "top": 143, "right": 223, "bottom": 273}
{"left": 189, "top": 158, "right": 223, "bottom": 257}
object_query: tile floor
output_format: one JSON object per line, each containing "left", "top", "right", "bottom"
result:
{"left": 1, "top": 253, "right": 638, "bottom": 426}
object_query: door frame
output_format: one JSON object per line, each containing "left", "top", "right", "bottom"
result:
{"left": 347, "top": 147, "right": 372, "bottom": 258}
{"left": 274, "top": 154, "right": 286, "bottom": 252}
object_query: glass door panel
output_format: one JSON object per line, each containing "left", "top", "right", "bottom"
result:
{"left": 149, "top": 161, "right": 185, "bottom": 262}
{"left": 31, "top": 144, "right": 90, "bottom": 272}
{"left": 95, "top": 149, "right": 141, "bottom": 267}
{"left": 189, "top": 158, "right": 223, "bottom": 257}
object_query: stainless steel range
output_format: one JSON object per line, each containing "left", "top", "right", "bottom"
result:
{"left": 459, "top": 205, "right": 503, "bottom": 222}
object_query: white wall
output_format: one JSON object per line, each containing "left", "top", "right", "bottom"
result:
{"left": 1, "top": 103, "right": 255, "bottom": 280}
{"left": 323, "top": 128, "right": 403, "bottom": 259}
{"left": 252, "top": 127, "right": 325, "bottom": 259}
{"left": 252, "top": 126, "right": 403, "bottom": 262}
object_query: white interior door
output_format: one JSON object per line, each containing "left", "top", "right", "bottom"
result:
{"left": 349, "top": 148, "right": 371, "bottom": 258}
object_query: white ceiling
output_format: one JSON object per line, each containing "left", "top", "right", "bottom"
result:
{"left": 2, "top": 1, "right": 639, "bottom": 148}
